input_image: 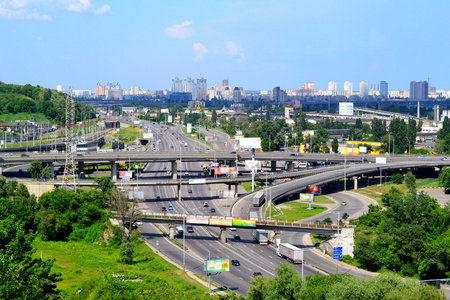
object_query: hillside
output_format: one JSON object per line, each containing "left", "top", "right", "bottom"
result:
{"left": 0, "top": 81, "right": 95, "bottom": 123}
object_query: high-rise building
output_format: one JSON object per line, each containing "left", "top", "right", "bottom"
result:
{"left": 344, "top": 81, "right": 353, "bottom": 97}
{"left": 359, "top": 81, "right": 369, "bottom": 97}
{"left": 184, "top": 77, "right": 195, "bottom": 93}
{"left": 172, "top": 77, "right": 183, "bottom": 93}
{"left": 233, "top": 87, "right": 241, "bottom": 103}
{"left": 380, "top": 81, "right": 388, "bottom": 98}
{"left": 328, "top": 81, "right": 337, "bottom": 91}
{"left": 302, "top": 82, "right": 315, "bottom": 90}
{"left": 197, "top": 74, "right": 207, "bottom": 100}
{"left": 410, "top": 81, "right": 428, "bottom": 100}
{"left": 57, "top": 85, "right": 62, "bottom": 92}
{"left": 222, "top": 79, "right": 229, "bottom": 87}
{"left": 272, "top": 86, "right": 287, "bottom": 102}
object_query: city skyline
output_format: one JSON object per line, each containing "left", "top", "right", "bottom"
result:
{"left": 1, "top": 1, "right": 450, "bottom": 91}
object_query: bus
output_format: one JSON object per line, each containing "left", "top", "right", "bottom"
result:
{"left": 176, "top": 226, "right": 184, "bottom": 236}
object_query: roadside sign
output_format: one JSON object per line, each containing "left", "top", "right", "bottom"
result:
{"left": 333, "top": 246, "right": 343, "bottom": 259}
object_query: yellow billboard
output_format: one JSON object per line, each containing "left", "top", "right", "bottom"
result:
{"left": 209, "top": 218, "right": 233, "bottom": 226}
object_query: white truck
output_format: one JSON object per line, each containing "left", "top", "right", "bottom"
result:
{"left": 252, "top": 229, "right": 268, "bottom": 245}
{"left": 277, "top": 243, "right": 303, "bottom": 263}
{"left": 252, "top": 192, "right": 265, "bottom": 207}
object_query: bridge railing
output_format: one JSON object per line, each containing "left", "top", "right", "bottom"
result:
{"left": 256, "top": 219, "right": 341, "bottom": 230}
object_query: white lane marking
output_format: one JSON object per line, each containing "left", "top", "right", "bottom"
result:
{"left": 269, "top": 255, "right": 273, "bottom": 259}
{"left": 260, "top": 250, "right": 264, "bottom": 253}
{"left": 250, "top": 250, "right": 254, "bottom": 253}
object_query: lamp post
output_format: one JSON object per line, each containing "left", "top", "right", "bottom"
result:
{"left": 344, "top": 150, "right": 347, "bottom": 191}
{"left": 183, "top": 214, "right": 186, "bottom": 273}
{"left": 179, "top": 143, "right": 182, "bottom": 201}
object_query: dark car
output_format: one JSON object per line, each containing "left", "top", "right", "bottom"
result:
{"left": 253, "top": 272, "right": 263, "bottom": 278}
{"left": 162, "top": 207, "right": 167, "bottom": 212}
{"left": 231, "top": 259, "right": 240, "bottom": 266}
{"left": 21, "top": 153, "right": 29, "bottom": 157}
{"left": 37, "top": 178, "right": 47, "bottom": 182}
{"left": 187, "top": 225, "right": 194, "bottom": 233}
{"left": 188, "top": 189, "right": 192, "bottom": 193}
{"left": 233, "top": 234, "right": 240, "bottom": 240}
{"left": 290, "top": 153, "right": 296, "bottom": 156}
{"left": 210, "top": 208, "right": 216, "bottom": 213}
{"left": 156, "top": 196, "right": 161, "bottom": 200}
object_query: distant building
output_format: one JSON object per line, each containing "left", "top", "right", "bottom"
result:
{"left": 170, "top": 92, "right": 192, "bottom": 101}
{"left": 339, "top": 102, "right": 354, "bottom": 116}
{"left": 57, "top": 85, "right": 63, "bottom": 92}
{"left": 285, "top": 107, "right": 294, "bottom": 119}
{"left": 380, "top": 81, "right": 388, "bottom": 98}
{"left": 328, "top": 81, "right": 337, "bottom": 91}
{"left": 233, "top": 87, "right": 241, "bottom": 103}
{"left": 410, "top": 81, "right": 428, "bottom": 100}
{"left": 95, "top": 84, "right": 107, "bottom": 96}
{"left": 105, "top": 89, "right": 123, "bottom": 100}
{"left": 359, "top": 82, "right": 369, "bottom": 97}
{"left": 130, "top": 86, "right": 140, "bottom": 95}
{"left": 344, "top": 81, "right": 353, "bottom": 97}
{"left": 105, "top": 120, "right": 120, "bottom": 129}
{"left": 197, "top": 74, "right": 207, "bottom": 100}
{"left": 272, "top": 86, "right": 287, "bottom": 102}
{"left": 172, "top": 77, "right": 183, "bottom": 93}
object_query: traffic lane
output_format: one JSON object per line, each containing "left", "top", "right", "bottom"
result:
{"left": 140, "top": 223, "right": 248, "bottom": 295}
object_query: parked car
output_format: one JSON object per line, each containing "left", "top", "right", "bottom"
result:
{"left": 229, "top": 227, "right": 236, "bottom": 231}
{"left": 210, "top": 208, "right": 216, "bottom": 213}
{"left": 231, "top": 259, "right": 240, "bottom": 266}
{"left": 253, "top": 272, "right": 263, "bottom": 278}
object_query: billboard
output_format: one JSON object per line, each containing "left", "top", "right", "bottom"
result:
{"left": 232, "top": 219, "right": 256, "bottom": 227}
{"left": 187, "top": 123, "right": 192, "bottom": 133}
{"left": 299, "top": 193, "right": 314, "bottom": 202}
{"left": 376, "top": 157, "right": 387, "bottom": 164}
{"left": 129, "top": 191, "right": 144, "bottom": 200}
{"left": 209, "top": 218, "right": 233, "bottom": 226}
{"left": 219, "top": 190, "right": 235, "bottom": 199}
{"left": 149, "top": 113, "right": 157, "bottom": 118}
{"left": 359, "top": 146, "right": 367, "bottom": 153}
{"left": 168, "top": 115, "right": 173, "bottom": 123}
{"left": 245, "top": 160, "right": 261, "bottom": 170}
{"left": 205, "top": 258, "right": 230, "bottom": 273}
{"left": 306, "top": 185, "right": 321, "bottom": 195}
{"left": 339, "top": 102, "right": 354, "bottom": 116}
{"left": 133, "top": 120, "right": 140, "bottom": 125}
{"left": 239, "top": 137, "right": 261, "bottom": 149}
{"left": 205, "top": 136, "right": 213, "bottom": 142}
{"left": 143, "top": 133, "right": 152, "bottom": 139}
{"left": 189, "top": 178, "right": 206, "bottom": 184}
{"left": 119, "top": 171, "right": 134, "bottom": 179}
{"left": 161, "top": 108, "right": 169, "bottom": 114}
{"left": 214, "top": 167, "right": 239, "bottom": 175}
{"left": 186, "top": 216, "right": 209, "bottom": 225}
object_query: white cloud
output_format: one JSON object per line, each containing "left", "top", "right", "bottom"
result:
{"left": 165, "top": 21, "right": 194, "bottom": 39}
{"left": 0, "top": 0, "right": 110, "bottom": 20}
{"left": 193, "top": 43, "right": 208, "bottom": 61}
{"left": 226, "top": 41, "right": 245, "bottom": 62}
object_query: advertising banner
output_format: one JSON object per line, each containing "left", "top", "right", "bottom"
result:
{"left": 359, "top": 146, "right": 367, "bottom": 153}
{"left": 306, "top": 185, "right": 321, "bottom": 195}
{"left": 168, "top": 115, "right": 173, "bottom": 123}
{"left": 161, "top": 108, "right": 169, "bottom": 114}
{"left": 376, "top": 157, "right": 387, "bottom": 164}
{"left": 239, "top": 137, "right": 261, "bottom": 149}
{"left": 149, "top": 113, "right": 157, "bottom": 118}
{"left": 205, "top": 259, "right": 230, "bottom": 273}
{"left": 232, "top": 219, "right": 256, "bottom": 227}
{"left": 209, "top": 218, "right": 233, "bottom": 226}
{"left": 299, "top": 193, "right": 314, "bottom": 202}
{"left": 187, "top": 123, "right": 192, "bottom": 133}
{"left": 143, "top": 133, "right": 152, "bottom": 139}
{"left": 205, "top": 136, "right": 213, "bottom": 142}
{"left": 189, "top": 179, "right": 206, "bottom": 184}
{"left": 245, "top": 160, "right": 261, "bottom": 170}
{"left": 128, "top": 191, "right": 144, "bottom": 200}
{"left": 133, "top": 120, "right": 140, "bottom": 125}
{"left": 119, "top": 171, "right": 134, "bottom": 179}
{"left": 219, "top": 190, "right": 235, "bottom": 199}
{"left": 214, "top": 167, "right": 239, "bottom": 175}
{"left": 186, "top": 216, "right": 209, "bottom": 225}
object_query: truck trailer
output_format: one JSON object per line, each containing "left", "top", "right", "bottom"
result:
{"left": 277, "top": 243, "right": 303, "bottom": 263}
{"left": 252, "top": 229, "right": 268, "bottom": 245}
{"left": 252, "top": 192, "right": 265, "bottom": 207}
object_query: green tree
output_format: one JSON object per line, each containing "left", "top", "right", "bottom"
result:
{"left": 404, "top": 171, "right": 416, "bottom": 194}
{"left": 391, "top": 173, "right": 403, "bottom": 184}
{"left": 371, "top": 118, "right": 387, "bottom": 141}
{"left": 332, "top": 137, "right": 339, "bottom": 153}
{"left": 211, "top": 109, "right": 217, "bottom": 124}
{"left": 41, "top": 166, "right": 52, "bottom": 180}
{"left": 27, "top": 160, "right": 43, "bottom": 178}
{"left": 439, "top": 167, "right": 450, "bottom": 190}
{"left": 247, "top": 275, "right": 268, "bottom": 300}
{"left": 95, "top": 177, "right": 115, "bottom": 193}
{"left": 266, "top": 262, "right": 302, "bottom": 300}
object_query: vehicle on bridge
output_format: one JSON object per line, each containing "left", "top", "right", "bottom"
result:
{"left": 253, "top": 192, "right": 265, "bottom": 207}
{"left": 176, "top": 226, "right": 184, "bottom": 236}
{"left": 277, "top": 243, "right": 303, "bottom": 264}
{"left": 252, "top": 229, "right": 268, "bottom": 245}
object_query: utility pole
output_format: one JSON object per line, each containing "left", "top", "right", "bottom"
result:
{"left": 62, "top": 87, "right": 77, "bottom": 191}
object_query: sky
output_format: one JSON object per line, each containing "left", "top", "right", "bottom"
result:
{"left": 1, "top": 0, "right": 450, "bottom": 92}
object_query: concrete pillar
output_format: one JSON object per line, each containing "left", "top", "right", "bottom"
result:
{"left": 354, "top": 177, "right": 358, "bottom": 190}
{"left": 235, "top": 184, "right": 238, "bottom": 198}
{"left": 228, "top": 185, "right": 231, "bottom": 191}
{"left": 229, "top": 160, "right": 236, "bottom": 167}
{"left": 287, "top": 161, "right": 294, "bottom": 171}
{"left": 96, "top": 164, "right": 99, "bottom": 171}
{"left": 171, "top": 161, "right": 177, "bottom": 179}
{"left": 78, "top": 161, "right": 85, "bottom": 179}
{"left": 219, "top": 227, "right": 227, "bottom": 243}
{"left": 169, "top": 226, "right": 175, "bottom": 240}
{"left": 177, "top": 185, "right": 182, "bottom": 201}
{"left": 111, "top": 162, "right": 118, "bottom": 180}
{"left": 271, "top": 161, "right": 277, "bottom": 172}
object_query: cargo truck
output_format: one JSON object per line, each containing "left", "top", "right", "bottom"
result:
{"left": 277, "top": 243, "right": 303, "bottom": 263}
{"left": 253, "top": 192, "right": 265, "bottom": 207}
{"left": 252, "top": 229, "right": 268, "bottom": 245}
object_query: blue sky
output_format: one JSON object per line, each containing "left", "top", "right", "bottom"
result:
{"left": 1, "top": 0, "right": 449, "bottom": 92}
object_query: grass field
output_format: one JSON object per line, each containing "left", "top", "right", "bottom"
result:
{"left": 242, "top": 181, "right": 265, "bottom": 192}
{"left": 0, "top": 112, "right": 49, "bottom": 123}
{"left": 32, "top": 238, "right": 211, "bottom": 299}
{"left": 113, "top": 125, "right": 145, "bottom": 145}
{"left": 268, "top": 201, "right": 328, "bottom": 222}
{"left": 314, "top": 195, "right": 335, "bottom": 204}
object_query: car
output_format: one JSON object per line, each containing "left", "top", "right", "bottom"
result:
{"left": 171, "top": 145, "right": 174, "bottom": 149}
{"left": 210, "top": 208, "right": 216, "bottom": 213}
{"left": 203, "top": 202, "right": 209, "bottom": 207}
{"left": 163, "top": 166, "right": 167, "bottom": 170}
{"left": 441, "top": 157, "right": 450, "bottom": 161}
{"left": 290, "top": 153, "right": 296, "bottom": 156}
{"left": 342, "top": 201, "right": 347, "bottom": 206}
{"left": 187, "top": 226, "right": 194, "bottom": 233}
{"left": 233, "top": 234, "right": 240, "bottom": 240}
{"left": 229, "top": 227, "right": 236, "bottom": 231}
{"left": 168, "top": 205, "right": 174, "bottom": 210}
{"left": 296, "top": 153, "right": 304, "bottom": 156}
{"left": 166, "top": 170, "right": 171, "bottom": 174}
{"left": 156, "top": 196, "right": 161, "bottom": 200}
{"left": 37, "top": 178, "right": 47, "bottom": 182}
{"left": 176, "top": 137, "right": 178, "bottom": 139}
{"left": 230, "top": 151, "right": 236, "bottom": 154}
{"left": 4, "top": 153, "right": 12, "bottom": 156}
{"left": 231, "top": 259, "right": 240, "bottom": 266}
{"left": 418, "top": 156, "right": 426, "bottom": 159}
{"left": 136, "top": 222, "right": 143, "bottom": 226}
{"left": 21, "top": 153, "right": 29, "bottom": 157}
{"left": 162, "top": 207, "right": 167, "bottom": 211}
{"left": 184, "top": 172, "right": 189, "bottom": 176}
{"left": 253, "top": 272, "right": 263, "bottom": 278}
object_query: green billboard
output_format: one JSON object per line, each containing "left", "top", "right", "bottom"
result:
{"left": 205, "top": 258, "right": 230, "bottom": 273}
{"left": 232, "top": 219, "right": 256, "bottom": 227}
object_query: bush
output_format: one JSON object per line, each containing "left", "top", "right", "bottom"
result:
{"left": 391, "top": 173, "right": 403, "bottom": 184}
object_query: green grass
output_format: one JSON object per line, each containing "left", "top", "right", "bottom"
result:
{"left": 242, "top": 182, "right": 265, "bottom": 192}
{"left": 269, "top": 201, "right": 328, "bottom": 222}
{"left": 416, "top": 178, "right": 441, "bottom": 188}
{"left": 0, "top": 112, "right": 49, "bottom": 123}
{"left": 314, "top": 195, "right": 335, "bottom": 204}
{"left": 113, "top": 125, "right": 145, "bottom": 144}
{"left": 32, "top": 238, "right": 212, "bottom": 299}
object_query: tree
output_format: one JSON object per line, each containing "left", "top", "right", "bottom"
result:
{"left": 247, "top": 275, "right": 269, "bottom": 300}
{"left": 439, "top": 167, "right": 450, "bottom": 190}
{"left": 404, "top": 171, "right": 416, "bottom": 194}
{"left": 391, "top": 173, "right": 403, "bottom": 184}
{"left": 266, "top": 262, "right": 302, "bottom": 300}
{"left": 106, "top": 188, "right": 141, "bottom": 241}
{"left": 41, "top": 166, "right": 52, "bottom": 180}
{"left": 95, "top": 177, "right": 115, "bottom": 193}
{"left": 371, "top": 118, "right": 387, "bottom": 141}
{"left": 332, "top": 137, "right": 339, "bottom": 153}
{"left": 211, "top": 109, "right": 217, "bottom": 124}
{"left": 27, "top": 160, "right": 43, "bottom": 178}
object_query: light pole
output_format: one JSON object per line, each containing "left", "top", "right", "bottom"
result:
{"left": 344, "top": 150, "right": 347, "bottom": 191}
{"left": 266, "top": 171, "right": 268, "bottom": 220}
{"left": 179, "top": 143, "right": 182, "bottom": 201}
{"left": 183, "top": 214, "right": 186, "bottom": 273}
